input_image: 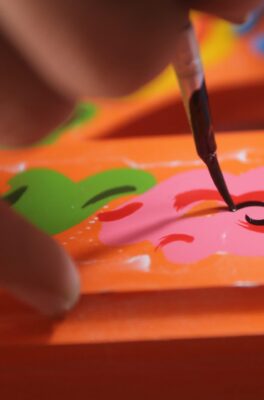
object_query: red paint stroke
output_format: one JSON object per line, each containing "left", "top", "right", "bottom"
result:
{"left": 98, "top": 202, "right": 143, "bottom": 222}
{"left": 174, "top": 190, "right": 222, "bottom": 210}
{"left": 174, "top": 189, "right": 264, "bottom": 211}
{"left": 236, "top": 191, "right": 264, "bottom": 203}
{"left": 238, "top": 220, "right": 264, "bottom": 234}
{"left": 156, "top": 233, "right": 194, "bottom": 250}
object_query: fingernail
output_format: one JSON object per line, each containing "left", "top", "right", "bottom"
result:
{"left": 7, "top": 253, "right": 80, "bottom": 316}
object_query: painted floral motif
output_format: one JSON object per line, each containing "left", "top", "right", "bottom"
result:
{"left": 99, "top": 167, "right": 264, "bottom": 264}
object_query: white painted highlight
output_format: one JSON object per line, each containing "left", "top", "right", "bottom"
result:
{"left": 123, "top": 158, "right": 201, "bottom": 170}
{"left": 216, "top": 250, "right": 228, "bottom": 255}
{"left": 125, "top": 254, "right": 151, "bottom": 272}
{"left": 234, "top": 149, "right": 249, "bottom": 163}
{"left": 122, "top": 148, "right": 254, "bottom": 170}
{"left": 221, "top": 232, "right": 227, "bottom": 242}
{"left": 233, "top": 281, "right": 261, "bottom": 288}
{"left": 0, "top": 162, "right": 27, "bottom": 173}
{"left": 17, "top": 162, "right": 27, "bottom": 172}
{"left": 79, "top": 254, "right": 151, "bottom": 272}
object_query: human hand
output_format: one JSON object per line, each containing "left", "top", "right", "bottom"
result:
{"left": 0, "top": 0, "right": 261, "bottom": 315}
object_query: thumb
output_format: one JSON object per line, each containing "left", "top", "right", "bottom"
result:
{"left": 0, "top": 200, "right": 80, "bottom": 315}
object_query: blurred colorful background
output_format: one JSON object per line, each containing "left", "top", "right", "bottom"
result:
{"left": 40, "top": 7, "right": 264, "bottom": 146}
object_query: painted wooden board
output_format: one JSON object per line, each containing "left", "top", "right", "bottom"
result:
{"left": 0, "top": 10, "right": 263, "bottom": 352}
{"left": 1, "top": 129, "right": 264, "bottom": 297}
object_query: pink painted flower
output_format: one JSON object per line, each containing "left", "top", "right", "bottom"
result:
{"left": 99, "top": 167, "right": 264, "bottom": 264}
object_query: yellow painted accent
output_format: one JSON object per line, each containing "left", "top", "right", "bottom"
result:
{"left": 200, "top": 20, "right": 235, "bottom": 65}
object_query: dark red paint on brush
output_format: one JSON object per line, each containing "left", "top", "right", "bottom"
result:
{"left": 189, "top": 80, "right": 236, "bottom": 211}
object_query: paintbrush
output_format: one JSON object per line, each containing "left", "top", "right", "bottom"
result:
{"left": 173, "top": 22, "right": 236, "bottom": 211}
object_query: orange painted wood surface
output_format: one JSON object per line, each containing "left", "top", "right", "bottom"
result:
{"left": 0, "top": 12, "right": 264, "bottom": 399}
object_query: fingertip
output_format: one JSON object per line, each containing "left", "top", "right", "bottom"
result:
{"left": 48, "top": 251, "right": 81, "bottom": 317}
{"left": 4, "top": 247, "right": 81, "bottom": 317}
{"left": 0, "top": 202, "right": 81, "bottom": 316}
